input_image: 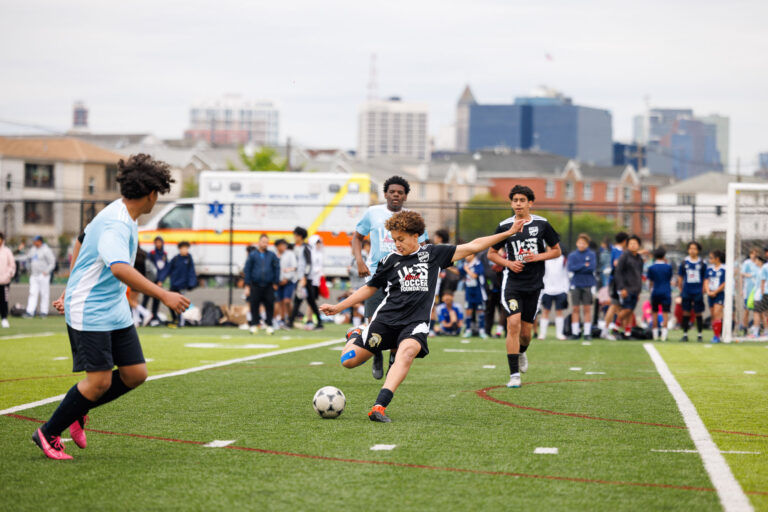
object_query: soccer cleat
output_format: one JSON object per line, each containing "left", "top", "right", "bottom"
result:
{"left": 265, "top": 326, "right": 274, "bottom": 335}
{"left": 681, "top": 334, "right": 689, "bottom": 342}
{"left": 368, "top": 405, "right": 391, "bottom": 423}
{"left": 32, "top": 428, "right": 72, "bottom": 460}
{"left": 519, "top": 352, "right": 528, "bottom": 373}
{"left": 697, "top": 335, "right": 703, "bottom": 343}
{"left": 462, "top": 329, "right": 471, "bottom": 338}
{"left": 1, "top": 318, "right": 9, "bottom": 328}
{"left": 249, "top": 325, "right": 258, "bottom": 335}
{"left": 371, "top": 352, "right": 384, "bottom": 380}
{"left": 506, "top": 373, "right": 521, "bottom": 388}
{"left": 583, "top": 334, "right": 592, "bottom": 341}
{"left": 479, "top": 330, "right": 488, "bottom": 339}
{"left": 346, "top": 326, "right": 362, "bottom": 341}
{"left": 69, "top": 416, "right": 88, "bottom": 449}
{"left": 711, "top": 336, "right": 721, "bottom": 344}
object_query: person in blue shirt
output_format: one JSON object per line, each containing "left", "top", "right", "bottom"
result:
{"left": 601, "top": 232, "right": 628, "bottom": 338}
{"left": 35, "top": 154, "right": 188, "bottom": 461}
{"left": 646, "top": 247, "right": 673, "bottom": 341}
{"left": 244, "top": 233, "right": 280, "bottom": 335}
{"left": 459, "top": 252, "right": 487, "bottom": 338}
{"left": 143, "top": 236, "right": 169, "bottom": 323}
{"left": 435, "top": 291, "right": 464, "bottom": 336}
{"left": 677, "top": 241, "right": 707, "bottom": 342}
{"left": 754, "top": 257, "right": 768, "bottom": 337}
{"left": 167, "top": 241, "right": 197, "bottom": 327}
{"left": 705, "top": 249, "right": 726, "bottom": 343}
{"left": 740, "top": 247, "right": 761, "bottom": 335}
{"left": 351, "top": 176, "right": 427, "bottom": 379}
{"left": 567, "top": 233, "right": 597, "bottom": 340}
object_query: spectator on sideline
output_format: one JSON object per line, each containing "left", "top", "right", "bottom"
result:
{"left": 567, "top": 233, "right": 597, "bottom": 340}
{"left": 539, "top": 253, "right": 570, "bottom": 340}
{"left": 677, "top": 241, "right": 707, "bottom": 342}
{"left": 275, "top": 238, "right": 297, "bottom": 329}
{"left": 244, "top": 234, "right": 280, "bottom": 335}
{"left": 601, "top": 232, "right": 628, "bottom": 338}
{"left": 740, "top": 247, "right": 762, "bottom": 336}
{"left": 25, "top": 236, "right": 56, "bottom": 317}
{"left": 459, "top": 252, "right": 487, "bottom": 338}
{"left": 290, "top": 227, "right": 322, "bottom": 330}
{"left": 614, "top": 235, "right": 644, "bottom": 339}
{"left": 705, "top": 249, "right": 726, "bottom": 343}
{"left": 435, "top": 291, "right": 463, "bottom": 336}
{"left": 349, "top": 239, "right": 370, "bottom": 291}
{"left": 646, "top": 247, "right": 674, "bottom": 341}
{"left": 0, "top": 232, "right": 16, "bottom": 328}
{"left": 167, "top": 241, "right": 197, "bottom": 327}
{"left": 751, "top": 255, "right": 768, "bottom": 337}
{"left": 307, "top": 235, "right": 325, "bottom": 329}
{"left": 144, "top": 236, "right": 169, "bottom": 323}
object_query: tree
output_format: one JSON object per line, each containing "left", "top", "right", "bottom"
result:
{"left": 227, "top": 146, "right": 287, "bottom": 172}
{"left": 182, "top": 177, "right": 199, "bottom": 198}
{"left": 458, "top": 194, "right": 511, "bottom": 241}
{"left": 538, "top": 210, "right": 622, "bottom": 251}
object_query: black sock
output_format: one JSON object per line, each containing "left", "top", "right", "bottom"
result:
{"left": 682, "top": 315, "right": 690, "bottom": 333}
{"left": 520, "top": 344, "right": 529, "bottom": 354}
{"left": 42, "top": 384, "right": 95, "bottom": 437}
{"left": 695, "top": 315, "right": 703, "bottom": 334}
{"left": 92, "top": 369, "right": 134, "bottom": 408}
{"left": 507, "top": 353, "right": 520, "bottom": 374}
{"left": 374, "top": 388, "right": 394, "bottom": 408}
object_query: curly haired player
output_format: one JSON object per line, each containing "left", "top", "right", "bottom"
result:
{"left": 320, "top": 210, "right": 524, "bottom": 422}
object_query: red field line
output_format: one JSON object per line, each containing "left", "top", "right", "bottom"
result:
{"left": 475, "top": 380, "right": 768, "bottom": 438}
{"left": 6, "top": 413, "right": 766, "bottom": 496}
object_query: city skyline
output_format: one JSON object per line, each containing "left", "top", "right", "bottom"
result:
{"left": 1, "top": 0, "right": 766, "bottom": 173}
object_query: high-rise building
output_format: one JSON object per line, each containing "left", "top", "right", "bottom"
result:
{"left": 184, "top": 94, "right": 279, "bottom": 146}
{"left": 458, "top": 86, "right": 613, "bottom": 166}
{"left": 357, "top": 97, "right": 429, "bottom": 160}
{"left": 455, "top": 85, "right": 476, "bottom": 153}
{"left": 697, "top": 114, "right": 729, "bottom": 169}
{"left": 633, "top": 108, "right": 723, "bottom": 179}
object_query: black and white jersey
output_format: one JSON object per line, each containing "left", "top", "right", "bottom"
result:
{"left": 367, "top": 244, "right": 456, "bottom": 325}
{"left": 492, "top": 215, "right": 560, "bottom": 290}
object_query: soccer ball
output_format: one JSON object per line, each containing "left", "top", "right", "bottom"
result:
{"left": 313, "top": 386, "right": 346, "bottom": 419}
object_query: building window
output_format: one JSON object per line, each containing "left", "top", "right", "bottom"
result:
{"left": 5, "top": 173, "right": 11, "bottom": 191}
{"left": 583, "top": 182, "right": 593, "bottom": 200}
{"left": 623, "top": 187, "right": 632, "bottom": 203}
{"left": 565, "top": 181, "right": 575, "bottom": 200}
{"left": 677, "top": 194, "right": 695, "bottom": 206}
{"left": 106, "top": 166, "right": 118, "bottom": 192}
{"left": 88, "top": 177, "right": 95, "bottom": 195}
{"left": 24, "top": 201, "right": 54, "bottom": 225}
{"left": 606, "top": 183, "right": 616, "bottom": 201}
{"left": 622, "top": 213, "right": 632, "bottom": 228}
{"left": 641, "top": 186, "right": 650, "bottom": 203}
{"left": 676, "top": 221, "right": 693, "bottom": 233}
{"left": 24, "top": 163, "right": 54, "bottom": 188}
{"left": 545, "top": 180, "right": 555, "bottom": 198}
{"left": 641, "top": 215, "right": 650, "bottom": 233}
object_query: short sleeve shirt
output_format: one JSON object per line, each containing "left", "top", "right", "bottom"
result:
{"left": 706, "top": 265, "right": 726, "bottom": 300}
{"left": 65, "top": 199, "right": 138, "bottom": 331}
{"left": 356, "top": 204, "right": 428, "bottom": 277}
{"left": 742, "top": 259, "right": 759, "bottom": 295}
{"left": 367, "top": 243, "right": 455, "bottom": 325}
{"left": 646, "top": 262, "right": 673, "bottom": 298}
{"left": 492, "top": 215, "right": 560, "bottom": 290}
{"left": 678, "top": 258, "right": 707, "bottom": 297}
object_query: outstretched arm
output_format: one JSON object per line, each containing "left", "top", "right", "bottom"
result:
{"left": 320, "top": 285, "right": 377, "bottom": 316}
{"left": 452, "top": 219, "right": 525, "bottom": 262}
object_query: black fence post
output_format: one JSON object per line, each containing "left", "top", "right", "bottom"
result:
{"left": 652, "top": 207, "right": 657, "bottom": 248}
{"left": 691, "top": 202, "right": 696, "bottom": 241}
{"left": 567, "top": 203, "right": 574, "bottom": 252}
{"left": 228, "top": 202, "right": 234, "bottom": 307}
{"left": 454, "top": 201, "right": 460, "bottom": 243}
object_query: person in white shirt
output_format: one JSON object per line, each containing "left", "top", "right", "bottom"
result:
{"left": 538, "top": 253, "right": 570, "bottom": 340}
{"left": 274, "top": 239, "right": 297, "bottom": 328}
{"left": 25, "top": 236, "right": 56, "bottom": 317}
{"left": 0, "top": 232, "right": 16, "bottom": 327}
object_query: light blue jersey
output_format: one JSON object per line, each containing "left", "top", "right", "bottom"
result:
{"left": 758, "top": 263, "right": 768, "bottom": 297}
{"left": 65, "top": 199, "right": 138, "bottom": 331}
{"left": 742, "top": 258, "right": 760, "bottom": 296}
{"left": 355, "top": 204, "right": 427, "bottom": 278}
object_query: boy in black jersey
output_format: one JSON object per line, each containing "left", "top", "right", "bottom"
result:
{"left": 487, "top": 185, "right": 561, "bottom": 389}
{"left": 320, "top": 210, "right": 523, "bottom": 422}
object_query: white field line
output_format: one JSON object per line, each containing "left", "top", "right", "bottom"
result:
{"left": 651, "top": 449, "right": 761, "bottom": 455}
{"left": 0, "top": 337, "right": 344, "bottom": 416}
{"left": 0, "top": 331, "right": 56, "bottom": 341}
{"left": 644, "top": 343, "right": 753, "bottom": 512}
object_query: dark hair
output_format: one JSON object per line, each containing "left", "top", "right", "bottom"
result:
{"left": 628, "top": 235, "right": 641, "bottom": 245}
{"left": 178, "top": 241, "right": 190, "bottom": 249}
{"left": 711, "top": 249, "right": 725, "bottom": 263}
{"left": 259, "top": 233, "right": 269, "bottom": 240}
{"left": 246, "top": 245, "right": 256, "bottom": 254}
{"left": 293, "top": 226, "right": 308, "bottom": 239}
{"left": 434, "top": 229, "right": 450, "bottom": 243}
{"left": 383, "top": 175, "right": 410, "bottom": 195}
{"left": 0, "top": 232, "right": 4, "bottom": 241}
{"left": 441, "top": 290, "right": 454, "bottom": 297}
{"left": 274, "top": 238, "right": 287, "bottom": 247}
{"left": 615, "top": 232, "right": 629, "bottom": 244}
{"left": 509, "top": 185, "right": 535, "bottom": 202}
{"left": 116, "top": 153, "right": 174, "bottom": 199}
{"left": 154, "top": 236, "right": 164, "bottom": 243}
{"left": 653, "top": 247, "right": 666, "bottom": 260}
{"left": 384, "top": 210, "right": 425, "bottom": 235}
{"left": 688, "top": 241, "right": 702, "bottom": 252}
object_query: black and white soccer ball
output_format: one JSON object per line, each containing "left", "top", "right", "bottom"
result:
{"left": 313, "top": 386, "right": 346, "bottom": 419}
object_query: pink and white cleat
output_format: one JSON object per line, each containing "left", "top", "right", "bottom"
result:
{"left": 32, "top": 428, "right": 73, "bottom": 460}
{"left": 69, "top": 415, "right": 88, "bottom": 449}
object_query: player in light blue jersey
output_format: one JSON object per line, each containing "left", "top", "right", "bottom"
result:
{"left": 33, "top": 154, "right": 189, "bottom": 461}
{"left": 352, "top": 176, "right": 427, "bottom": 380}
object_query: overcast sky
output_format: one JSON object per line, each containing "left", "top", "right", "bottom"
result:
{"left": 1, "top": 0, "right": 766, "bottom": 172}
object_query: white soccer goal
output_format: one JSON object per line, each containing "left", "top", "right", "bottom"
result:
{"left": 724, "top": 182, "right": 768, "bottom": 343}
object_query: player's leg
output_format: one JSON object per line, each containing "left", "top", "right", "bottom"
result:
{"left": 26, "top": 273, "right": 40, "bottom": 316}
{"left": 505, "top": 312, "right": 522, "bottom": 387}
{"left": 680, "top": 297, "right": 691, "bottom": 341}
{"left": 695, "top": 296, "right": 705, "bottom": 341}
{"left": 365, "top": 287, "right": 385, "bottom": 379}
{"left": 711, "top": 302, "right": 723, "bottom": 342}
{"left": 583, "top": 300, "right": 593, "bottom": 340}
{"left": 571, "top": 294, "right": 581, "bottom": 337}
{"left": 263, "top": 285, "right": 275, "bottom": 333}
{"left": 369, "top": 338, "right": 422, "bottom": 422}
{"left": 40, "top": 276, "right": 50, "bottom": 316}
{"left": 463, "top": 306, "right": 474, "bottom": 337}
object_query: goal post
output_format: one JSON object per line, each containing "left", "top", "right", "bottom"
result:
{"left": 724, "top": 182, "right": 768, "bottom": 343}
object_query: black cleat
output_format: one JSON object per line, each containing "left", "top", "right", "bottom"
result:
{"left": 681, "top": 334, "right": 689, "bottom": 342}
{"left": 583, "top": 334, "right": 592, "bottom": 341}
{"left": 368, "top": 405, "right": 391, "bottom": 423}
{"left": 372, "top": 352, "right": 384, "bottom": 380}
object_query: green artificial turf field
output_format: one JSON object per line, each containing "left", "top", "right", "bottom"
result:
{"left": 1, "top": 317, "right": 766, "bottom": 511}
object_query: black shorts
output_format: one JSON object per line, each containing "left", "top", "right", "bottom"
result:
{"left": 502, "top": 287, "right": 541, "bottom": 324}
{"left": 680, "top": 293, "right": 705, "bottom": 314}
{"left": 352, "top": 319, "right": 430, "bottom": 358}
{"left": 67, "top": 324, "right": 145, "bottom": 373}
{"left": 541, "top": 293, "right": 568, "bottom": 311}
{"left": 651, "top": 296, "right": 671, "bottom": 313}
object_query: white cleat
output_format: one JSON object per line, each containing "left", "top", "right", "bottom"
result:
{"left": 479, "top": 330, "right": 488, "bottom": 339}
{"left": 265, "top": 326, "right": 274, "bottom": 335}
{"left": 249, "top": 326, "right": 258, "bottom": 335}
{"left": 1, "top": 318, "right": 9, "bottom": 328}
{"left": 462, "top": 329, "right": 472, "bottom": 338}
{"left": 506, "top": 373, "right": 521, "bottom": 388}
{"left": 519, "top": 352, "right": 528, "bottom": 373}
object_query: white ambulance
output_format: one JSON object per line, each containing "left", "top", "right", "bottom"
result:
{"left": 138, "top": 171, "right": 373, "bottom": 277}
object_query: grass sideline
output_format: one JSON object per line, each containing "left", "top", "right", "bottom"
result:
{"left": 1, "top": 317, "right": 766, "bottom": 511}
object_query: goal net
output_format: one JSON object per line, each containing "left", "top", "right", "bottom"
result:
{"left": 724, "top": 182, "right": 768, "bottom": 343}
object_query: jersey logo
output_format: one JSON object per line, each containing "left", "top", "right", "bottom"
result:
{"left": 508, "top": 299, "right": 518, "bottom": 312}
{"left": 529, "top": 226, "right": 539, "bottom": 236}
{"left": 367, "top": 332, "right": 382, "bottom": 349}
{"left": 510, "top": 238, "right": 539, "bottom": 261}
{"left": 418, "top": 251, "right": 429, "bottom": 263}
{"left": 397, "top": 263, "right": 429, "bottom": 292}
